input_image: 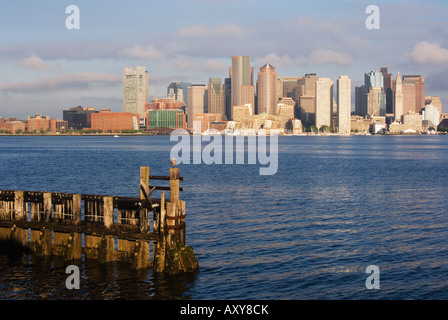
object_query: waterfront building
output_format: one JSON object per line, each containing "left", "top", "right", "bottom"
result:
{"left": 0, "top": 119, "right": 26, "bottom": 133}
{"left": 421, "top": 104, "right": 440, "bottom": 129}
{"left": 193, "top": 113, "right": 222, "bottom": 133}
{"left": 50, "top": 119, "right": 69, "bottom": 132}
{"left": 91, "top": 109, "right": 139, "bottom": 133}
{"left": 400, "top": 111, "right": 423, "bottom": 132}
{"left": 351, "top": 116, "right": 374, "bottom": 133}
{"left": 27, "top": 115, "right": 67, "bottom": 132}
{"left": 337, "top": 75, "right": 351, "bottom": 134}
{"left": 425, "top": 96, "right": 442, "bottom": 117}
{"left": 27, "top": 115, "right": 50, "bottom": 132}
{"left": 187, "top": 84, "right": 208, "bottom": 129}
{"left": 315, "top": 78, "right": 333, "bottom": 130}
{"left": 277, "top": 103, "right": 295, "bottom": 130}
{"left": 147, "top": 109, "right": 186, "bottom": 130}
{"left": 123, "top": 66, "right": 149, "bottom": 120}
{"left": 257, "top": 64, "right": 279, "bottom": 115}
{"left": 63, "top": 106, "right": 98, "bottom": 130}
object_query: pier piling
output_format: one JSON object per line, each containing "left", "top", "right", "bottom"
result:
{"left": 0, "top": 166, "right": 198, "bottom": 274}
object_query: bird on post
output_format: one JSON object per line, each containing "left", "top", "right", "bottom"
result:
{"left": 170, "top": 158, "right": 177, "bottom": 168}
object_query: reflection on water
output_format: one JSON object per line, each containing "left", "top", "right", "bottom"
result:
{"left": 0, "top": 250, "right": 198, "bottom": 300}
{"left": 1, "top": 136, "right": 448, "bottom": 300}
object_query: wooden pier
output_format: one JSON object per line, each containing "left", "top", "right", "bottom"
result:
{"left": 0, "top": 167, "right": 198, "bottom": 274}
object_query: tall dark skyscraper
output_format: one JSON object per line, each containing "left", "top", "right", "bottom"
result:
{"left": 381, "top": 67, "right": 395, "bottom": 115}
{"left": 224, "top": 78, "right": 232, "bottom": 121}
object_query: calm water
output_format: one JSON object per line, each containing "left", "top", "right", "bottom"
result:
{"left": 0, "top": 135, "right": 447, "bottom": 300}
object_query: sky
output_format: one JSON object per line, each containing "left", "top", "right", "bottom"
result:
{"left": 1, "top": 0, "right": 448, "bottom": 119}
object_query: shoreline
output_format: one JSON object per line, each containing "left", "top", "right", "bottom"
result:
{"left": 0, "top": 132, "right": 446, "bottom": 137}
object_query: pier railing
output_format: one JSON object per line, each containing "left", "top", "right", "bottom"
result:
{"left": 0, "top": 167, "right": 198, "bottom": 274}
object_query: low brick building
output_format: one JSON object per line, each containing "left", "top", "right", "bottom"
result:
{"left": 90, "top": 109, "right": 140, "bottom": 132}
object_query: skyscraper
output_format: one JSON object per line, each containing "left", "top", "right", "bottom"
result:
{"left": 367, "top": 87, "right": 383, "bottom": 116}
{"left": 315, "top": 78, "right": 333, "bottom": 130}
{"left": 208, "top": 78, "right": 226, "bottom": 119}
{"left": 231, "top": 56, "right": 253, "bottom": 119}
{"left": 241, "top": 85, "right": 255, "bottom": 114}
{"left": 180, "top": 82, "right": 192, "bottom": 104}
{"left": 364, "top": 70, "right": 386, "bottom": 116}
{"left": 381, "top": 67, "right": 395, "bottom": 114}
{"left": 256, "top": 64, "right": 279, "bottom": 115}
{"left": 123, "top": 66, "right": 149, "bottom": 120}
{"left": 355, "top": 85, "right": 367, "bottom": 116}
{"left": 402, "top": 75, "right": 425, "bottom": 114}
{"left": 224, "top": 77, "right": 232, "bottom": 121}
{"left": 394, "top": 72, "right": 403, "bottom": 121}
{"left": 187, "top": 84, "right": 207, "bottom": 129}
{"left": 167, "top": 82, "right": 184, "bottom": 103}
{"left": 337, "top": 76, "right": 351, "bottom": 134}
{"left": 297, "top": 74, "right": 319, "bottom": 123}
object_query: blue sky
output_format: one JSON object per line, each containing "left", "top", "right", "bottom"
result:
{"left": 1, "top": 0, "right": 448, "bottom": 119}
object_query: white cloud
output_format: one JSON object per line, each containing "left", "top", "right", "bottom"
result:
{"left": 254, "top": 53, "right": 308, "bottom": 69}
{"left": 0, "top": 73, "right": 121, "bottom": 93}
{"left": 17, "top": 53, "right": 60, "bottom": 71}
{"left": 409, "top": 42, "right": 448, "bottom": 65}
{"left": 119, "top": 45, "right": 165, "bottom": 60}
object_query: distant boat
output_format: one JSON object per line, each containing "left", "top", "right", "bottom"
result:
{"left": 114, "top": 135, "right": 119, "bottom": 138}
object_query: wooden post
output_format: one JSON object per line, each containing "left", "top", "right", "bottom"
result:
{"left": 140, "top": 167, "right": 150, "bottom": 200}
{"left": 103, "top": 197, "right": 114, "bottom": 229}
{"left": 139, "top": 167, "right": 150, "bottom": 233}
{"left": 12, "top": 191, "right": 26, "bottom": 247}
{"left": 14, "top": 191, "right": 25, "bottom": 222}
{"left": 170, "top": 168, "right": 180, "bottom": 203}
{"left": 43, "top": 193, "right": 52, "bottom": 223}
{"left": 153, "top": 191, "right": 166, "bottom": 273}
{"left": 71, "top": 194, "right": 82, "bottom": 260}
{"left": 72, "top": 194, "right": 81, "bottom": 226}
{"left": 30, "top": 200, "right": 42, "bottom": 253}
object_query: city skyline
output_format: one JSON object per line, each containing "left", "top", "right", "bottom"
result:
{"left": 1, "top": 0, "right": 448, "bottom": 119}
